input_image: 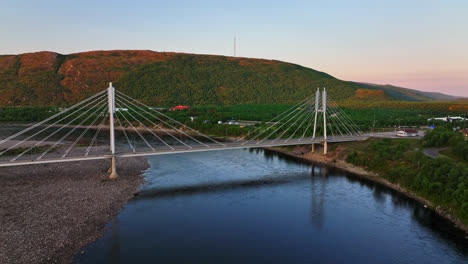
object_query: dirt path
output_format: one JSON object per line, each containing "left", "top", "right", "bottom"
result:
{"left": 0, "top": 157, "right": 149, "bottom": 264}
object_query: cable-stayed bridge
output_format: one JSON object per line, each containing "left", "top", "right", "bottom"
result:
{"left": 0, "top": 83, "right": 366, "bottom": 177}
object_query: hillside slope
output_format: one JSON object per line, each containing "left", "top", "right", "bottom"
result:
{"left": 0, "top": 50, "right": 457, "bottom": 106}
{"left": 0, "top": 50, "right": 362, "bottom": 106}
{"left": 353, "top": 82, "right": 459, "bottom": 102}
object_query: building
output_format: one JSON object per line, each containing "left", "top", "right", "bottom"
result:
{"left": 461, "top": 129, "right": 468, "bottom": 139}
{"left": 396, "top": 129, "right": 418, "bottom": 137}
{"left": 427, "top": 116, "right": 467, "bottom": 122}
{"left": 150, "top": 107, "right": 166, "bottom": 111}
{"left": 168, "top": 105, "right": 190, "bottom": 111}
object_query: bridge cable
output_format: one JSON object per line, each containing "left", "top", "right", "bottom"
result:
{"left": 320, "top": 95, "right": 355, "bottom": 137}
{"left": 258, "top": 101, "right": 315, "bottom": 144}
{"left": 62, "top": 107, "right": 109, "bottom": 158}
{"left": 288, "top": 103, "right": 316, "bottom": 141}
{"left": 330, "top": 103, "right": 346, "bottom": 137}
{"left": 1, "top": 93, "right": 107, "bottom": 157}
{"left": 328, "top": 105, "right": 360, "bottom": 137}
{"left": 245, "top": 99, "right": 310, "bottom": 144}
{"left": 271, "top": 99, "right": 315, "bottom": 143}
{"left": 300, "top": 96, "right": 320, "bottom": 141}
{"left": 114, "top": 97, "right": 176, "bottom": 150}
{"left": 116, "top": 91, "right": 225, "bottom": 146}
{"left": 114, "top": 96, "right": 195, "bottom": 149}
{"left": 326, "top": 95, "right": 362, "bottom": 136}
{"left": 10, "top": 96, "right": 107, "bottom": 161}
{"left": 235, "top": 94, "right": 315, "bottom": 142}
{"left": 325, "top": 108, "right": 336, "bottom": 139}
{"left": 36, "top": 101, "right": 109, "bottom": 160}
{"left": 328, "top": 100, "right": 353, "bottom": 137}
{"left": 0, "top": 89, "right": 107, "bottom": 146}
{"left": 323, "top": 100, "right": 338, "bottom": 139}
{"left": 242, "top": 97, "right": 312, "bottom": 145}
{"left": 114, "top": 101, "right": 156, "bottom": 152}
{"left": 85, "top": 112, "right": 109, "bottom": 157}
{"left": 282, "top": 101, "right": 316, "bottom": 142}
{"left": 115, "top": 92, "right": 210, "bottom": 148}
{"left": 326, "top": 97, "right": 359, "bottom": 136}
{"left": 114, "top": 108, "right": 137, "bottom": 153}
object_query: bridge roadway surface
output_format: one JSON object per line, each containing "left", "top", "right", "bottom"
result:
{"left": 0, "top": 136, "right": 366, "bottom": 167}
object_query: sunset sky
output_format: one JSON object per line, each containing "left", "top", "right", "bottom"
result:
{"left": 1, "top": 0, "right": 467, "bottom": 96}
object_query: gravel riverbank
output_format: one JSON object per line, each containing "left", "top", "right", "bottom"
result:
{"left": 0, "top": 157, "right": 149, "bottom": 264}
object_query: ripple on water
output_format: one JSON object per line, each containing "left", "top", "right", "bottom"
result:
{"left": 73, "top": 148, "right": 468, "bottom": 264}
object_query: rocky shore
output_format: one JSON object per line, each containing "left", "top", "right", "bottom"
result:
{"left": 264, "top": 145, "right": 468, "bottom": 235}
{"left": 0, "top": 157, "right": 149, "bottom": 264}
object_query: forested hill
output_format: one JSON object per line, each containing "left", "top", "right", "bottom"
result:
{"left": 0, "top": 50, "right": 457, "bottom": 106}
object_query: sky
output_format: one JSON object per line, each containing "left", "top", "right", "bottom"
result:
{"left": 1, "top": 0, "right": 467, "bottom": 96}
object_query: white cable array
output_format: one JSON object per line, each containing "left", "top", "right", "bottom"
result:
{"left": 325, "top": 109, "right": 336, "bottom": 139}
{"left": 114, "top": 109, "right": 137, "bottom": 153}
{"left": 85, "top": 113, "right": 108, "bottom": 157}
{"left": 115, "top": 92, "right": 210, "bottom": 148}
{"left": 0, "top": 86, "right": 365, "bottom": 166}
{"left": 326, "top": 95, "right": 360, "bottom": 133}
{"left": 10, "top": 96, "right": 107, "bottom": 161}
{"left": 242, "top": 97, "right": 313, "bottom": 144}
{"left": 326, "top": 105, "right": 345, "bottom": 137}
{"left": 235, "top": 94, "right": 315, "bottom": 142}
{"left": 327, "top": 95, "right": 361, "bottom": 136}
{"left": 299, "top": 103, "right": 318, "bottom": 141}
{"left": 288, "top": 104, "right": 315, "bottom": 141}
{"left": 258, "top": 100, "right": 313, "bottom": 144}
{"left": 115, "top": 100, "right": 176, "bottom": 150}
{"left": 0, "top": 93, "right": 107, "bottom": 156}
{"left": 114, "top": 101, "right": 156, "bottom": 152}
{"left": 116, "top": 91, "right": 225, "bottom": 146}
{"left": 272, "top": 103, "right": 315, "bottom": 142}
{"left": 62, "top": 108, "right": 108, "bottom": 158}
{"left": 36, "top": 101, "right": 108, "bottom": 160}
{"left": 0, "top": 89, "right": 107, "bottom": 146}
{"left": 325, "top": 101, "right": 350, "bottom": 137}
{"left": 114, "top": 97, "right": 185, "bottom": 150}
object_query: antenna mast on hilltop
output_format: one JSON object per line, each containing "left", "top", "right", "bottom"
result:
{"left": 234, "top": 37, "right": 236, "bottom": 57}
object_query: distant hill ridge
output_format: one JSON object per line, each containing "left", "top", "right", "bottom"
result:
{"left": 0, "top": 50, "right": 459, "bottom": 106}
{"left": 352, "top": 82, "right": 459, "bottom": 102}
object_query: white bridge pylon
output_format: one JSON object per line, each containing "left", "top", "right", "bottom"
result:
{"left": 0, "top": 84, "right": 364, "bottom": 176}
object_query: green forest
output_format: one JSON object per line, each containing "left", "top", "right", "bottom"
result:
{"left": 345, "top": 127, "right": 468, "bottom": 225}
{"left": 115, "top": 54, "right": 360, "bottom": 106}
{"left": 1, "top": 104, "right": 467, "bottom": 138}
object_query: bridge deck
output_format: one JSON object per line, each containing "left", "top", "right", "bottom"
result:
{"left": 0, "top": 136, "right": 366, "bottom": 167}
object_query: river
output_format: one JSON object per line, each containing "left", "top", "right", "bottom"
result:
{"left": 72, "top": 148, "right": 468, "bottom": 264}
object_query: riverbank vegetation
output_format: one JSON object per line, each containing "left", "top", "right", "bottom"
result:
{"left": 344, "top": 135, "right": 468, "bottom": 226}
{"left": 422, "top": 126, "right": 467, "bottom": 162}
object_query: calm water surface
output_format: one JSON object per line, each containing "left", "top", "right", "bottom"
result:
{"left": 66, "top": 148, "right": 467, "bottom": 263}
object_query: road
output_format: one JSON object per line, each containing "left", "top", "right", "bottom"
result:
{"left": 364, "top": 130, "right": 425, "bottom": 139}
{"left": 423, "top": 147, "right": 449, "bottom": 159}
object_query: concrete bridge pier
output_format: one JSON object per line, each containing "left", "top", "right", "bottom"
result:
{"left": 109, "top": 156, "right": 119, "bottom": 179}
{"left": 311, "top": 142, "right": 327, "bottom": 155}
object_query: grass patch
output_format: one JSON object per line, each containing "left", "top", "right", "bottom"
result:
{"left": 0, "top": 146, "right": 56, "bottom": 157}
{"left": 439, "top": 149, "right": 467, "bottom": 165}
